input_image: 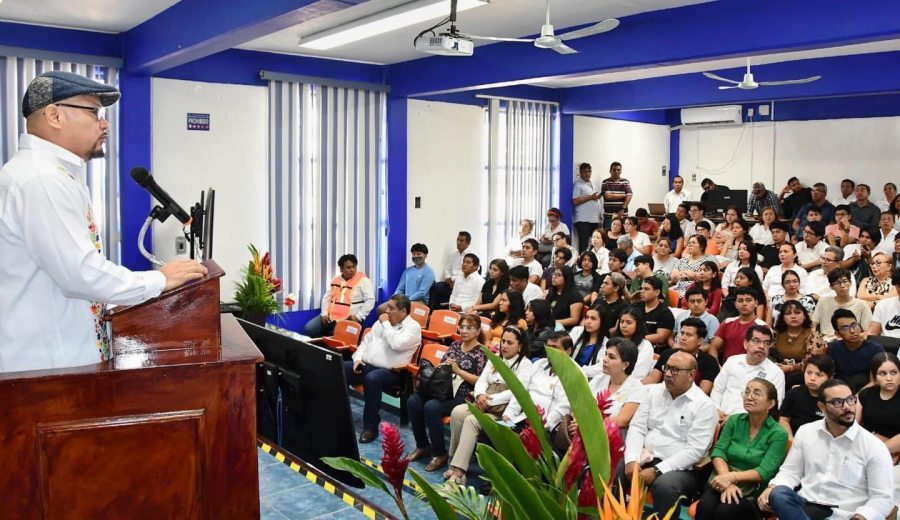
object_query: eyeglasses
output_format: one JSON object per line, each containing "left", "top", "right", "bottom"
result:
{"left": 662, "top": 365, "right": 692, "bottom": 376}
{"left": 830, "top": 279, "right": 851, "bottom": 287}
{"left": 747, "top": 338, "right": 773, "bottom": 347}
{"left": 55, "top": 103, "right": 106, "bottom": 120}
{"left": 824, "top": 395, "right": 858, "bottom": 408}
{"left": 742, "top": 389, "right": 766, "bottom": 399}
{"left": 838, "top": 322, "right": 861, "bottom": 333}
{"left": 820, "top": 256, "right": 838, "bottom": 264}
{"left": 872, "top": 260, "right": 890, "bottom": 266}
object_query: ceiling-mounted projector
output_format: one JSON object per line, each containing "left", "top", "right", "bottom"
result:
{"left": 415, "top": 33, "right": 474, "bottom": 56}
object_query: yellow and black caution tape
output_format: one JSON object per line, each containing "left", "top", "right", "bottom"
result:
{"left": 358, "top": 455, "right": 423, "bottom": 495}
{"left": 258, "top": 440, "right": 392, "bottom": 520}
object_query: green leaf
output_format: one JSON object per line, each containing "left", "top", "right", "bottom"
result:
{"left": 546, "top": 348, "right": 610, "bottom": 495}
{"left": 407, "top": 470, "right": 459, "bottom": 520}
{"left": 467, "top": 403, "right": 539, "bottom": 480}
{"left": 475, "top": 444, "right": 555, "bottom": 520}
{"left": 532, "top": 481, "right": 572, "bottom": 519}
{"left": 321, "top": 456, "right": 389, "bottom": 495}
{"left": 480, "top": 346, "right": 553, "bottom": 457}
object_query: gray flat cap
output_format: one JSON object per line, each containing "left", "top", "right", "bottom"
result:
{"left": 22, "top": 71, "right": 120, "bottom": 118}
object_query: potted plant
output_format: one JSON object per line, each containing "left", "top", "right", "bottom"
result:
{"left": 233, "top": 244, "right": 285, "bottom": 326}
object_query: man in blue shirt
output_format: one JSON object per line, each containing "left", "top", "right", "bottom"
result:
{"left": 393, "top": 243, "right": 435, "bottom": 305}
{"left": 826, "top": 308, "right": 884, "bottom": 392}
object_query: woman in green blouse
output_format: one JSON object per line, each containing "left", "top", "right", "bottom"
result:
{"left": 696, "top": 378, "right": 789, "bottom": 520}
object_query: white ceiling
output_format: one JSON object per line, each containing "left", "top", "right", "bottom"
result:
{"left": 531, "top": 38, "right": 900, "bottom": 89}
{"left": 0, "top": 0, "right": 181, "bottom": 33}
{"left": 239, "top": 0, "right": 713, "bottom": 65}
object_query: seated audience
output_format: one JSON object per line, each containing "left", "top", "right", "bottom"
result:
{"left": 652, "top": 235, "right": 679, "bottom": 277}
{"left": 549, "top": 232, "right": 578, "bottom": 268}
{"left": 655, "top": 214, "right": 685, "bottom": 259}
{"left": 679, "top": 261, "right": 723, "bottom": 317}
{"left": 445, "top": 326, "right": 533, "bottom": 485}
{"left": 721, "top": 239, "right": 764, "bottom": 299}
{"left": 867, "top": 271, "right": 900, "bottom": 338}
{"left": 467, "top": 258, "right": 509, "bottom": 316}
{"left": 573, "top": 251, "right": 603, "bottom": 304}
{"left": 617, "top": 235, "right": 640, "bottom": 273}
{"left": 696, "top": 379, "right": 789, "bottom": 520}
{"left": 605, "top": 248, "right": 631, "bottom": 284}
{"left": 758, "top": 379, "right": 894, "bottom": 520}
{"left": 508, "top": 265, "right": 543, "bottom": 306}
{"left": 538, "top": 208, "right": 569, "bottom": 266}
{"left": 592, "top": 272, "right": 630, "bottom": 340}
{"left": 623, "top": 216, "right": 652, "bottom": 256}
{"left": 671, "top": 235, "right": 716, "bottom": 297}
{"left": 646, "top": 317, "right": 720, "bottom": 395}
{"left": 843, "top": 226, "right": 878, "bottom": 286}
{"left": 587, "top": 228, "right": 611, "bottom": 273}
{"left": 779, "top": 355, "right": 834, "bottom": 438}
{"left": 432, "top": 231, "right": 474, "bottom": 308}
{"left": 393, "top": 243, "right": 435, "bottom": 306}
{"left": 811, "top": 268, "right": 873, "bottom": 340}
{"left": 767, "top": 269, "right": 816, "bottom": 326}
{"left": 671, "top": 287, "right": 720, "bottom": 347}
{"left": 714, "top": 207, "right": 740, "bottom": 242}
{"left": 857, "top": 352, "right": 900, "bottom": 504}
{"left": 792, "top": 205, "right": 824, "bottom": 244}
{"left": 407, "top": 314, "right": 488, "bottom": 471}
{"left": 719, "top": 266, "right": 766, "bottom": 321}
{"left": 875, "top": 211, "right": 899, "bottom": 254}
{"left": 876, "top": 183, "right": 898, "bottom": 213}
{"left": 806, "top": 245, "right": 857, "bottom": 301}
{"left": 570, "top": 307, "right": 604, "bottom": 369}
{"left": 448, "top": 253, "right": 484, "bottom": 313}
{"left": 759, "top": 220, "right": 791, "bottom": 271}
{"left": 635, "top": 276, "right": 675, "bottom": 351}
{"left": 857, "top": 251, "right": 897, "bottom": 310}
{"left": 636, "top": 208, "right": 659, "bottom": 237}
{"left": 602, "top": 308, "right": 655, "bottom": 380}
{"left": 826, "top": 308, "right": 884, "bottom": 392}
{"left": 772, "top": 301, "right": 826, "bottom": 388}
{"left": 748, "top": 207, "right": 777, "bottom": 246}
{"left": 344, "top": 295, "right": 421, "bottom": 443}
{"left": 487, "top": 290, "right": 527, "bottom": 346}
{"left": 524, "top": 299, "right": 556, "bottom": 359}
{"left": 711, "top": 325, "right": 785, "bottom": 418}
{"left": 620, "top": 351, "right": 718, "bottom": 516}
{"left": 748, "top": 181, "right": 784, "bottom": 218}
{"left": 709, "top": 288, "right": 767, "bottom": 363}
{"left": 850, "top": 183, "right": 881, "bottom": 230}
{"left": 627, "top": 255, "right": 669, "bottom": 303}
{"left": 796, "top": 221, "right": 827, "bottom": 272}
{"left": 546, "top": 265, "right": 584, "bottom": 330}
{"left": 833, "top": 178, "right": 857, "bottom": 206}
{"left": 720, "top": 219, "right": 750, "bottom": 261}
{"left": 503, "top": 218, "right": 534, "bottom": 266}
{"left": 825, "top": 205, "right": 860, "bottom": 247}
{"left": 519, "top": 238, "right": 544, "bottom": 283}
{"left": 305, "top": 254, "right": 375, "bottom": 337}
{"left": 604, "top": 216, "right": 625, "bottom": 250}
{"left": 685, "top": 202, "right": 714, "bottom": 239}
{"left": 762, "top": 243, "right": 808, "bottom": 299}
{"left": 540, "top": 248, "right": 572, "bottom": 293}
{"left": 500, "top": 333, "right": 572, "bottom": 433}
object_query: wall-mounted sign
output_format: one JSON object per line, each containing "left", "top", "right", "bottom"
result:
{"left": 187, "top": 113, "right": 210, "bottom": 131}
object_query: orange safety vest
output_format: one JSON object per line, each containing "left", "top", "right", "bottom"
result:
{"left": 327, "top": 271, "right": 366, "bottom": 320}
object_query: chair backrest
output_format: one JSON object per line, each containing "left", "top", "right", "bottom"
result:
{"left": 479, "top": 316, "right": 491, "bottom": 335}
{"left": 668, "top": 288, "right": 679, "bottom": 308}
{"left": 332, "top": 320, "right": 363, "bottom": 346}
{"left": 420, "top": 343, "right": 449, "bottom": 366}
{"left": 427, "top": 309, "right": 461, "bottom": 336}
{"left": 410, "top": 302, "right": 430, "bottom": 328}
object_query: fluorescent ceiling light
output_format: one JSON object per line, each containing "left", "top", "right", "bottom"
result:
{"left": 299, "top": 0, "right": 488, "bottom": 50}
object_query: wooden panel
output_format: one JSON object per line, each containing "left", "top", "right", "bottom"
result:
{"left": 37, "top": 411, "right": 206, "bottom": 519}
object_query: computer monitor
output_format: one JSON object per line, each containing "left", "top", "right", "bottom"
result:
{"left": 238, "top": 320, "right": 363, "bottom": 487}
{"left": 202, "top": 188, "right": 215, "bottom": 261}
{"left": 705, "top": 189, "right": 748, "bottom": 215}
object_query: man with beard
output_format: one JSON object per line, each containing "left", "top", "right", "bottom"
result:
{"left": 758, "top": 379, "right": 893, "bottom": 520}
{"left": 0, "top": 72, "right": 207, "bottom": 373}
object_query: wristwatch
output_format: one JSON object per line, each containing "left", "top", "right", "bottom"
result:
{"left": 652, "top": 466, "right": 662, "bottom": 478}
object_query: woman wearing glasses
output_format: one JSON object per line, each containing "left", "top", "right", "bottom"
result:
{"left": 856, "top": 352, "right": 900, "bottom": 504}
{"left": 857, "top": 251, "right": 897, "bottom": 310}
{"left": 696, "top": 378, "right": 789, "bottom": 520}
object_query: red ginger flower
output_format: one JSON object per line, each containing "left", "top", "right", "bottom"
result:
{"left": 564, "top": 430, "right": 587, "bottom": 491}
{"left": 519, "top": 425, "right": 542, "bottom": 460}
{"left": 605, "top": 416, "right": 625, "bottom": 479}
{"left": 577, "top": 469, "right": 598, "bottom": 518}
{"left": 379, "top": 422, "right": 409, "bottom": 496}
{"left": 596, "top": 389, "right": 613, "bottom": 417}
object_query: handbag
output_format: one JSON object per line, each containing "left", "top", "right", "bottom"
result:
{"left": 415, "top": 359, "right": 454, "bottom": 401}
{"left": 483, "top": 381, "right": 509, "bottom": 415}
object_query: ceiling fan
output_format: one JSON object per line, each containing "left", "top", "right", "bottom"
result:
{"left": 468, "top": 0, "right": 619, "bottom": 54}
{"left": 703, "top": 60, "right": 822, "bottom": 90}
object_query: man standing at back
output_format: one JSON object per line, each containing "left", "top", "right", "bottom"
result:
{"left": 600, "top": 161, "right": 632, "bottom": 230}
{"left": 431, "top": 231, "right": 473, "bottom": 308}
{"left": 0, "top": 71, "right": 207, "bottom": 373}
{"left": 663, "top": 175, "right": 691, "bottom": 215}
{"left": 572, "top": 162, "right": 601, "bottom": 253}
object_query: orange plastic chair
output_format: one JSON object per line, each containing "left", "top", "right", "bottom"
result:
{"left": 668, "top": 288, "right": 679, "bottom": 308}
{"left": 314, "top": 320, "right": 363, "bottom": 352}
{"left": 410, "top": 302, "right": 430, "bottom": 328}
{"left": 405, "top": 342, "right": 449, "bottom": 376}
{"left": 422, "top": 309, "right": 462, "bottom": 342}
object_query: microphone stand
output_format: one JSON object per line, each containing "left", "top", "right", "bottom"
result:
{"left": 138, "top": 206, "right": 167, "bottom": 267}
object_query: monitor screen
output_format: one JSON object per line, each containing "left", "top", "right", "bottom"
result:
{"left": 202, "top": 188, "right": 215, "bottom": 261}
{"left": 705, "top": 189, "right": 748, "bottom": 215}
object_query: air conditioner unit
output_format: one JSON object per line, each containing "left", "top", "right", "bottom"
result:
{"left": 680, "top": 105, "right": 743, "bottom": 127}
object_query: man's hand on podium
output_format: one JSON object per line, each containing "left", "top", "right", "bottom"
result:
{"left": 160, "top": 259, "right": 209, "bottom": 291}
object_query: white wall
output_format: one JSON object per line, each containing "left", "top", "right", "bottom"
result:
{"left": 151, "top": 78, "right": 268, "bottom": 300}
{"left": 407, "top": 99, "right": 487, "bottom": 277}
{"left": 573, "top": 116, "right": 671, "bottom": 217}
{"left": 680, "top": 116, "right": 900, "bottom": 202}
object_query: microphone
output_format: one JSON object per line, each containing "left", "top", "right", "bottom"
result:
{"left": 130, "top": 167, "right": 191, "bottom": 225}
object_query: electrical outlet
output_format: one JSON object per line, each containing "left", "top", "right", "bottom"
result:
{"left": 175, "top": 236, "right": 187, "bottom": 255}
{"left": 661, "top": 165, "right": 667, "bottom": 177}
{"left": 748, "top": 108, "right": 754, "bottom": 117}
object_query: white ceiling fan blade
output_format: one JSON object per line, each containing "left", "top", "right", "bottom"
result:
{"left": 551, "top": 42, "right": 578, "bottom": 54}
{"left": 558, "top": 18, "right": 619, "bottom": 41}
{"left": 718, "top": 85, "right": 741, "bottom": 90}
{"left": 467, "top": 34, "right": 533, "bottom": 43}
{"left": 703, "top": 71, "right": 741, "bottom": 84}
{"left": 757, "top": 75, "right": 822, "bottom": 86}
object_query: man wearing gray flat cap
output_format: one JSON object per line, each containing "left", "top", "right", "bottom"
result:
{"left": 747, "top": 181, "right": 783, "bottom": 219}
{"left": 0, "top": 71, "right": 208, "bottom": 373}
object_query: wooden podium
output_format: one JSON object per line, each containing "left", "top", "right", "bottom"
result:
{"left": 0, "top": 260, "right": 263, "bottom": 519}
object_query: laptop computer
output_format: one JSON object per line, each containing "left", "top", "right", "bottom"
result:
{"left": 647, "top": 203, "right": 666, "bottom": 216}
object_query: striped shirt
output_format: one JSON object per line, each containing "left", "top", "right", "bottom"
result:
{"left": 600, "top": 177, "right": 632, "bottom": 215}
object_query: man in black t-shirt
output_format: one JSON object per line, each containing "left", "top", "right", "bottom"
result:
{"left": 643, "top": 317, "right": 719, "bottom": 395}
{"left": 760, "top": 220, "right": 791, "bottom": 271}
{"left": 634, "top": 276, "right": 674, "bottom": 351}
